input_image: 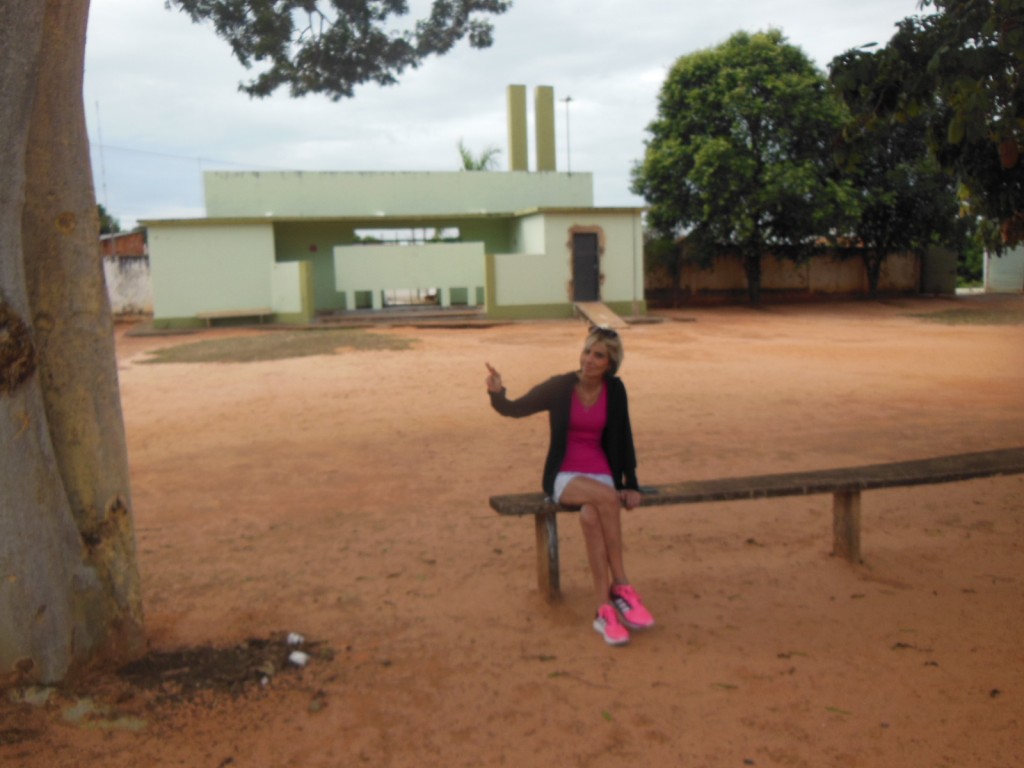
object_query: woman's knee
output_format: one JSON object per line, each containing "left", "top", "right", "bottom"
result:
{"left": 579, "top": 504, "right": 601, "bottom": 530}
{"left": 561, "top": 477, "right": 621, "bottom": 512}
{"left": 594, "top": 485, "right": 621, "bottom": 511}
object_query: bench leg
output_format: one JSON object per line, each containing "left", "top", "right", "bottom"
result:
{"left": 534, "top": 511, "right": 561, "bottom": 602}
{"left": 832, "top": 490, "right": 862, "bottom": 563}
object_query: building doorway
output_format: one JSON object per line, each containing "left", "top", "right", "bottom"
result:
{"left": 572, "top": 232, "right": 600, "bottom": 301}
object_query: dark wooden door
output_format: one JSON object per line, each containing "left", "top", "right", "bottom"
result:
{"left": 572, "top": 233, "right": 599, "bottom": 301}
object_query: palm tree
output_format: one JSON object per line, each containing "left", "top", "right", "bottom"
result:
{"left": 458, "top": 138, "right": 501, "bottom": 170}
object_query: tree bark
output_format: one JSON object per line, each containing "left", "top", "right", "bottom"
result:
{"left": 863, "top": 252, "right": 883, "bottom": 299}
{"left": 670, "top": 257, "right": 683, "bottom": 308}
{"left": 744, "top": 251, "right": 763, "bottom": 305}
{"left": 1, "top": 0, "right": 79, "bottom": 688}
{"left": 1, "top": 0, "right": 144, "bottom": 686}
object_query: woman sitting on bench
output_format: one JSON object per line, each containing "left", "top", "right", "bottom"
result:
{"left": 485, "top": 326, "right": 654, "bottom": 646}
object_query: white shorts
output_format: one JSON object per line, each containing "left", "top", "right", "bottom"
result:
{"left": 552, "top": 471, "right": 615, "bottom": 504}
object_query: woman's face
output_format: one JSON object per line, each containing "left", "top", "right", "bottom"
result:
{"left": 580, "top": 340, "right": 612, "bottom": 380}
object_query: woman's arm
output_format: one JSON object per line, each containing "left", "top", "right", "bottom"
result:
{"left": 619, "top": 488, "right": 642, "bottom": 509}
{"left": 486, "top": 366, "right": 565, "bottom": 419}
{"left": 607, "top": 378, "right": 641, "bottom": 492}
{"left": 485, "top": 362, "right": 503, "bottom": 393}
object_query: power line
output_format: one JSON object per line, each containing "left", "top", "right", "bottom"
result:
{"left": 87, "top": 141, "right": 291, "bottom": 170}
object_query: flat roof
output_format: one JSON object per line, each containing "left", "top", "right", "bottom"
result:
{"left": 140, "top": 206, "right": 644, "bottom": 228}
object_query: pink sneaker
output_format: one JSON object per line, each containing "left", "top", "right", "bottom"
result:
{"left": 593, "top": 604, "right": 630, "bottom": 646}
{"left": 610, "top": 584, "right": 655, "bottom": 630}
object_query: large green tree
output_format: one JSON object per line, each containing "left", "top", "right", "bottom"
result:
{"left": 830, "top": 50, "right": 969, "bottom": 296}
{"left": 831, "top": 0, "right": 1023, "bottom": 247}
{"left": 171, "top": 0, "right": 511, "bottom": 99}
{"left": 1, "top": 0, "right": 509, "bottom": 687}
{"left": 632, "top": 30, "right": 854, "bottom": 304}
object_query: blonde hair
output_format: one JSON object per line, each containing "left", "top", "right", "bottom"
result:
{"left": 584, "top": 326, "right": 624, "bottom": 377}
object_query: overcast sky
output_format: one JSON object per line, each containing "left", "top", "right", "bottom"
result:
{"left": 83, "top": 0, "right": 924, "bottom": 228}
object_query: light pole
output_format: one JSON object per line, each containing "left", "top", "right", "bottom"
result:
{"left": 561, "top": 95, "right": 572, "bottom": 175}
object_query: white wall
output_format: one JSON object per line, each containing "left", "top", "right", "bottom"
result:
{"left": 541, "top": 212, "right": 644, "bottom": 304}
{"left": 513, "top": 214, "right": 547, "bottom": 254}
{"left": 149, "top": 223, "right": 277, "bottom": 317}
{"left": 986, "top": 245, "right": 1024, "bottom": 293}
{"left": 587, "top": 215, "right": 643, "bottom": 304}
{"left": 494, "top": 252, "right": 568, "bottom": 305}
{"left": 271, "top": 261, "right": 304, "bottom": 313}
{"left": 103, "top": 256, "right": 152, "bottom": 315}
{"left": 495, "top": 210, "right": 644, "bottom": 308}
{"left": 333, "top": 241, "right": 485, "bottom": 308}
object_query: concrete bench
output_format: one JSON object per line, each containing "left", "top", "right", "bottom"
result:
{"left": 196, "top": 308, "right": 274, "bottom": 327}
{"left": 489, "top": 447, "right": 1024, "bottom": 601}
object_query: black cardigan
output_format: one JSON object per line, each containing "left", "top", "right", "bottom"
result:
{"left": 489, "top": 371, "right": 640, "bottom": 497}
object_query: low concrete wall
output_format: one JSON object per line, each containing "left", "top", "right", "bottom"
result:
{"left": 148, "top": 222, "right": 289, "bottom": 327}
{"left": 333, "top": 241, "right": 485, "bottom": 309}
{"left": 985, "top": 245, "right": 1024, "bottom": 293}
{"left": 647, "top": 250, "right": 921, "bottom": 303}
{"left": 103, "top": 255, "right": 153, "bottom": 315}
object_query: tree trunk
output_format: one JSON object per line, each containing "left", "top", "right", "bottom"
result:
{"left": 863, "top": 251, "right": 883, "bottom": 299}
{"left": 0, "top": 0, "right": 79, "bottom": 688}
{"left": 1, "top": 0, "right": 144, "bottom": 687}
{"left": 744, "top": 251, "right": 763, "bottom": 305}
{"left": 670, "top": 256, "right": 683, "bottom": 308}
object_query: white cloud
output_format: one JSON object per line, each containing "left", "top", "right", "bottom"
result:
{"left": 84, "top": 0, "right": 923, "bottom": 227}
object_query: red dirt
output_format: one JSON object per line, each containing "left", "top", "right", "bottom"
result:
{"left": 3, "top": 295, "right": 1023, "bottom": 768}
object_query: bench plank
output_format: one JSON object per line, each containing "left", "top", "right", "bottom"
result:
{"left": 489, "top": 447, "right": 1024, "bottom": 515}
{"left": 489, "top": 447, "right": 1024, "bottom": 601}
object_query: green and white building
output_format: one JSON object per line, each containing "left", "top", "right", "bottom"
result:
{"left": 143, "top": 86, "right": 646, "bottom": 328}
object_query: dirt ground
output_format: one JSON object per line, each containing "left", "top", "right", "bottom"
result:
{"left": 3, "top": 295, "right": 1023, "bottom": 768}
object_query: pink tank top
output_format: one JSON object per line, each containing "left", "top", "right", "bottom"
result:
{"left": 561, "top": 385, "right": 612, "bottom": 475}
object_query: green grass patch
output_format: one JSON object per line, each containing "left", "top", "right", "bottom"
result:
{"left": 141, "top": 329, "right": 414, "bottom": 364}
{"left": 907, "top": 308, "right": 1024, "bottom": 326}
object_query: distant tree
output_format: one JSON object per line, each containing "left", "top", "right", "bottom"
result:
{"left": 98, "top": 204, "right": 121, "bottom": 235}
{"left": 457, "top": 138, "right": 501, "bottom": 170}
{"left": 632, "top": 30, "right": 855, "bottom": 304}
{"left": 830, "top": 0, "right": 1023, "bottom": 248}
{"left": 958, "top": 231, "right": 986, "bottom": 284}
{"left": 830, "top": 50, "right": 969, "bottom": 297}
{"left": 1, "top": 0, "right": 510, "bottom": 687}
{"left": 643, "top": 233, "right": 686, "bottom": 308}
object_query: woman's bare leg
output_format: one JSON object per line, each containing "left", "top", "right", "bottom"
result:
{"left": 560, "top": 477, "right": 628, "bottom": 605}
{"left": 578, "top": 504, "right": 611, "bottom": 604}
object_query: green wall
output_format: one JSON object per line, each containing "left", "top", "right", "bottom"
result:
{"left": 204, "top": 171, "right": 594, "bottom": 218}
{"left": 149, "top": 222, "right": 276, "bottom": 318}
{"left": 274, "top": 221, "right": 355, "bottom": 312}
{"left": 273, "top": 218, "right": 515, "bottom": 314}
{"left": 334, "top": 242, "right": 485, "bottom": 309}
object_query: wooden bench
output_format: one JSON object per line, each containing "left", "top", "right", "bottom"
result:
{"left": 196, "top": 308, "right": 274, "bottom": 327}
{"left": 489, "top": 447, "right": 1024, "bottom": 602}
